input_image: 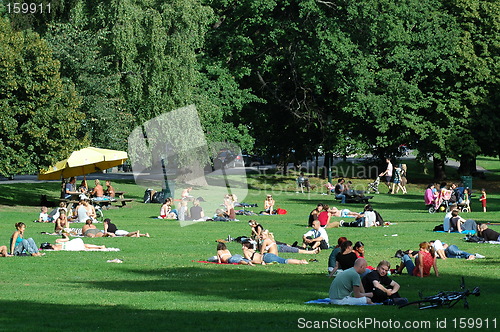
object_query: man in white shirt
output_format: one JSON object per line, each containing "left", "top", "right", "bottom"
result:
{"left": 302, "top": 220, "right": 329, "bottom": 250}
{"left": 379, "top": 158, "right": 393, "bottom": 193}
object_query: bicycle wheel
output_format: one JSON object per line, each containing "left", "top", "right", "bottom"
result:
{"left": 95, "top": 207, "right": 104, "bottom": 221}
{"left": 399, "top": 300, "right": 441, "bottom": 310}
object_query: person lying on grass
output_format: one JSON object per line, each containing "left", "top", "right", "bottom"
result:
{"left": 103, "top": 218, "right": 149, "bottom": 237}
{"left": 47, "top": 233, "right": 106, "bottom": 251}
{"left": 477, "top": 223, "right": 500, "bottom": 242}
{"left": 430, "top": 240, "right": 484, "bottom": 260}
{"left": 329, "top": 206, "right": 362, "bottom": 219}
{"left": 10, "top": 222, "right": 43, "bottom": 256}
{"left": 241, "top": 242, "right": 308, "bottom": 265}
{"left": 260, "top": 230, "right": 319, "bottom": 255}
{"left": 216, "top": 242, "right": 254, "bottom": 266}
{"left": 0, "top": 245, "right": 13, "bottom": 257}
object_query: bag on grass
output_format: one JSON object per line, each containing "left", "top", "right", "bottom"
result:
{"left": 143, "top": 189, "right": 155, "bottom": 203}
{"left": 276, "top": 208, "right": 287, "bottom": 215}
{"left": 465, "top": 235, "right": 483, "bottom": 243}
{"left": 433, "top": 224, "right": 444, "bottom": 232}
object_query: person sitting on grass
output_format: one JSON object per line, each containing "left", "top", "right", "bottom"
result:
{"left": 353, "top": 241, "right": 365, "bottom": 258}
{"left": 54, "top": 210, "right": 70, "bottom": 234}
{"left": 10, "top": 222, "right": 43, "bottom": 256}
{"left": 49, "top": 202, "right": 68, "bottom": 223}
{"left": 82, "top": 219, "right": 104, "bottom": 238}
{"left": 241, "top": 242, "right": 308, "bottom": 265}
{"left": 302, "top": 220, "right": 329, "bottom": 250}
{"left": 261, "top": 194, "right": 275, "bottom": 215}
{"left": 38, "top": 206, "right": 49, "bottom": 223}
{"left": 248, "top": 220, "right": 264, "bottom": 240}
{"left": 329, "top": 258, "right": 373, "bottom": 305}
{"left": 328, "top": 237, "right": 348, "bottom": 276}
{"left": 335, "top": 240, "right": 358, "bottom": 270}
{"left": 397, "top": 242, "right": 439, "bottom": 278}
{"left": 159, "top": 198, "right": 177, "bottom": 219}
{"left": 190, "top": 198, "right": 209, "bottom": 221}
{"left": 103, "top": 218, "right": 149, "bottom": 237}
{"left": 308, "top": 203, "right": 324, "bottom": 227}
{"left": 339, "top": 205, "right": 376, "bottom": 227}
{"left": 217, "top": 242, "right": 254, "bottom": 266}
{"left": 449, "top": 209, "right": 478, "bottom": 233}
{"left": 361, "top": 260, "right": 403, "bottom": 304}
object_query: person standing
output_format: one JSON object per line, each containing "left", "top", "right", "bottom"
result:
{"left": 479, "top": 188, "right": 487, "bottom": 212}
{"left": 379, "top": 158, "right": 393, "bottom": 193}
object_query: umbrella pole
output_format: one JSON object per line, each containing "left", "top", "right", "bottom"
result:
{"left": 161, "top": 158, "right": 174, "bottom": 198}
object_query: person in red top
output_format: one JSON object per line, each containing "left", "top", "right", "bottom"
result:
{"left": 317, "top": 204, "right": 331, "bottom": 227}
{"left": 399, "top": 242, "right": 439, "bottom": 278}
{"left": 479, "top": 188, "right": 487, "bottom": 212}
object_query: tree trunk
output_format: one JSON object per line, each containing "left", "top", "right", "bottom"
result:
{"left": 314, "top": 151, "right": 319, "bottom": 178}
{"left": 458, "top": 154, "right": 477, "bottom": 176}
{"left": 433, "top": 156, "right": 447, "bottom": 181}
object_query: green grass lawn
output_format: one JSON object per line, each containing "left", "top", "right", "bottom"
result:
{"left": 0, "top": 169, "right": 499, "bottom": 331}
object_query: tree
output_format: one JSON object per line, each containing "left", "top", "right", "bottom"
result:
{"left": 44, "top": 18, "right": 134, "bottom": 151}
{"left": 0, "top": 17, "right": 87, "bottom": 177}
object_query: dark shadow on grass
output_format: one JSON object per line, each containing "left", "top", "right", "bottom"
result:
{"left": 0, "top": 182, "right": 61, "bottom": 206}
{"left": 0, "top": 272, "right": 498, "bottom": 331}
{"left": 73, "top": 266, "right": 328, "bottom": 302}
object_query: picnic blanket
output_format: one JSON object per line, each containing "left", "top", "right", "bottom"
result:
{"left": 305, "top": 298, "right": 381, "bottom": 305}
{"left": 434, "top": 230, "right": 476, "bottom": 235}
{"left": 42, "top": 248, "right": 120, "bottom": 252}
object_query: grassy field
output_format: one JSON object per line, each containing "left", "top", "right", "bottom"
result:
{"left": 0, "top": 161, "right": 499, "bottom": 331}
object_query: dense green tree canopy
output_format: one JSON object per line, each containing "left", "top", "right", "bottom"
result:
{"left": 0, "top": 17, "right": 87, "bottom": 177}
{"left": 0, "top": 0, "right": 498, "bottom": 178}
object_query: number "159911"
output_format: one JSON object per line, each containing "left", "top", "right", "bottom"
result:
{"left": 6, "top": 2, "right": 51, "bottom": 14}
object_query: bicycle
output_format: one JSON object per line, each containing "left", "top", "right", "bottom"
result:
{"left": 399, "top": 277, "right": 480, "bottom": 310}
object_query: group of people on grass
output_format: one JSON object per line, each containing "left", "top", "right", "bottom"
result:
{"left": 158, "top": 190, "right": 279, "bottom": 222}
{"left": 2, "top": 216, "right": 150, "bottom": 257}
{"left": 207, "top": 191, "right": 495, "bottom": 306}
{"left": 215, "top": 219, "right": 325, "bottom": 266}
{"left": 308, "top": 202, "right": 383, "bottom": 228}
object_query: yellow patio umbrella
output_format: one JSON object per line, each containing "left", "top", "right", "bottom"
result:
{"left": 38, "top": 147, "right": 128, "bottom": 180}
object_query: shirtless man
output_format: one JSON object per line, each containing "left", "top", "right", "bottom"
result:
{"left": 329, "top": 207, "right": 362, "bottom": 219}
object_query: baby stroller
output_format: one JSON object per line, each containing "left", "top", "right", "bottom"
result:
{"left": 367, "top": 177, "right": 380, "bottom": 194}
{"left": 428, "top": 189, "right": 452, "bottom": 213}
